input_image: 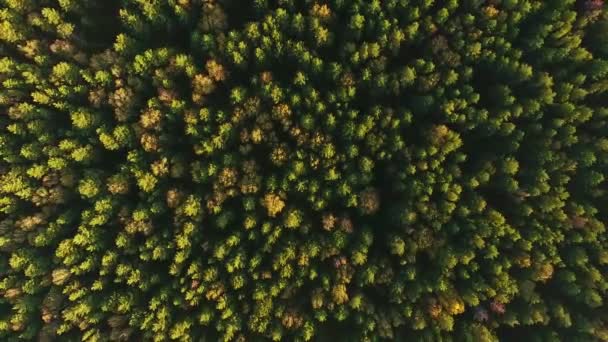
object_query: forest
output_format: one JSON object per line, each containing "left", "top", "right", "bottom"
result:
{"left": 1, "top": 0, "right": 607, "bottom": 341}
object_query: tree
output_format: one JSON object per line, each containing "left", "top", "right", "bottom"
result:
{"left": 0, "top": 1, "right": 607, "bottom": 341}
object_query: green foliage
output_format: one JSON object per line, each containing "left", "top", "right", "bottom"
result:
{"left": 0, "top": 1, "right": 607, "bottom": 341}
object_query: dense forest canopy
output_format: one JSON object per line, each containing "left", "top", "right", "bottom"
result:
{"left": 1, "top": 0, "right": 607, "bottom": 341}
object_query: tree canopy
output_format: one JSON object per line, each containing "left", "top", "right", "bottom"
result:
{"left": 1, "top": 0, "right": 607, "bottom": 341}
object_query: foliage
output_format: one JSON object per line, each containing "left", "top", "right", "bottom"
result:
{"left": 0, "top": 0, "right": 607, "bottom": 341}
